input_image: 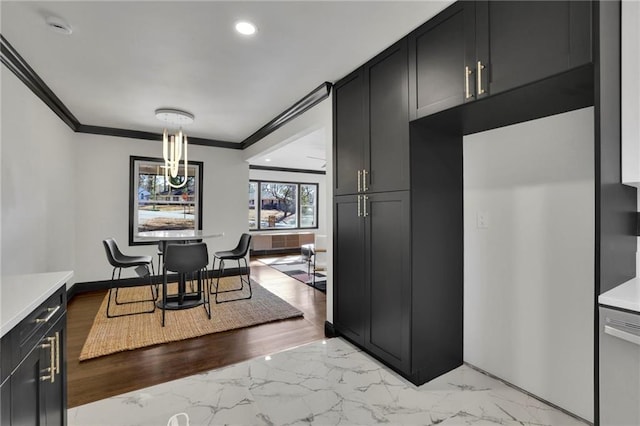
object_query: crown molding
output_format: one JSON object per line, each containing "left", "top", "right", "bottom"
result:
{"left": 249, "top": 165, "right": 326, "bottom": 175}
{"left": 240, "top": 82, "right": 332, "bottom": 149}
{"left": 77, "top": 124, "right": 242, "bottom": 149}
{"left": 1, "top": 34, "right": 81, "bottom": 131}
{"left": 1, "top": 34, "right": 331, "bottom": 151}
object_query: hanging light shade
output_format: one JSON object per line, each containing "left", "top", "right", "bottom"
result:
{"left": 155, "top": 108, "right": 194, "bottom": 189}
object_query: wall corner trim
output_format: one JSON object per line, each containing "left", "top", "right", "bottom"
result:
{"left": 1, "top": 34, "right": 331, "bottom": 150}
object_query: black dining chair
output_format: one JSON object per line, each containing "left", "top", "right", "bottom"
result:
{"left": 102, "top": 238, "right": 157, "bottom": 318}
{"left": 210, "top": 233, "right": 252, "bottom": 303}
{"left": 161, "top": 242, "right": 211, "bottom": 326}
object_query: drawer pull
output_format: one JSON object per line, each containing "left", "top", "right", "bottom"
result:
{"left": 605, "top": 325, "right": 640, "bottom": 346}
{"left": 35, "top": 305, "right": 60, "bottom": 324}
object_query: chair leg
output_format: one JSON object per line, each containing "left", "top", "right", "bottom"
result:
{"left": 213, "top": 257, "right": 252, "bottom": 303}
{"left": 113, "top": 268, "right": 156, "bottom": 306}
{"left": 106, "top": 267, "right": 156, "bottom": 318}
{"left": 161, "top": 266, "right": 167, "bottom": 327}
{"left": 202, "top": 267, "right": 211, "bottom": 319}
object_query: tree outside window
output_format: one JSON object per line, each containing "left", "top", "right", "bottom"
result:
{"left": 300, "top": 184, "right": 317, "bottom": 228}
{"left": 260, "top": 182, "right": 297, "bottom": 229}
{"left": 248, "top": 180, "right": 318, "bottom": 231}
{"left": 129, "top": 156, "right": 203, "bottom": 245}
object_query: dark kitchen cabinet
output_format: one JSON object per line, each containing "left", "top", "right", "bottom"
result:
{"left": 333, "top": 39, "right": 409, "bottom": 196}
{"left": 334, "top": 192, "right": 411, "bottom": 373}
{"left": 333, "top": 195, "right": 366, "bottom": 346}
{"left": 1, "top": 379, "right": 10, "bottom": 425}
{"left": 333, "top": 69, "right": 364, "bottom": 196}
{"left": 1, "top": 286, "right": 67, "bottom": 426}
{"left": 408, "top": 1, "right": 476, "bottom": 119}
{"left": 363, "top": 191, "right": 411, "bottom": 373}
{"left": 409, "top": 1, "right": 592, "bottom": 120}
{"left": 478, "top": 1, "right": 592, "bottom": 97}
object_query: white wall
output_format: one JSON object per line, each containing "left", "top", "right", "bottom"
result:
{"left": 463, "top": 107, "right": 595, "bottom": 421}
{"left": 1, "top": 68, "right": 76, "bottom": 280}
{"left": 73, "top": 133, "right": 248, "bottom": 285}
{"left": 243, "top": 97, "right": 333, "bottom": 322}
{"left": 249, "top": 168, "right": 327, "bottom": 237}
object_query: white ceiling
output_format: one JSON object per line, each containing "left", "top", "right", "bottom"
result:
{"left": 1, "top": 1, "right": 452, "bottom": 167}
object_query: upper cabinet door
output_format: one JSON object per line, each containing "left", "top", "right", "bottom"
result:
{"left": 333, "top": 69, "right": 365, "bottom": 196}
{"left": 364, "top": 40, "right": 410, "bottom": 193}
{"left": 409, "top": 2, "right": 476, "bottom": 119}
{"left": 477, "top": 1, "right": 592, "bottom": 97}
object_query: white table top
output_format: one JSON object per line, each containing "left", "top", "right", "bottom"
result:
{"left": 136, "top": 230, "right": 224, "bottom": 241}
{"left": 1, "top": 271, "right": 73, "bottom": 337}
{"left": 599, "top": 277, "right": 640, "bottom": 313}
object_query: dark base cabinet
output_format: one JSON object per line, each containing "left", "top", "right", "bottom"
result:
{"left": 1, "top": 286, "right": 67, "bottom": 426}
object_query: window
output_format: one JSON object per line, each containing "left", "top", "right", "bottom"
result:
{"left": 300, "top": 184, "right": 317, "bottom": 228}
{"left": 249, "top": 181, "right": 258, "bottom": 230}
{"left": 129, "top": 156, "right": 203, "bottom": 245}
{"left": 249, "top": 180, "right": 318, "bottom": 231}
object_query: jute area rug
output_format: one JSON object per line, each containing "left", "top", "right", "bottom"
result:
{"left": 79, "top": 277, "right": 303, "bottom": 361}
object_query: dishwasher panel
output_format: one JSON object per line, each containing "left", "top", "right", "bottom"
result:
{"left": 599, "top": 306, "right": 640, "bottom": 426}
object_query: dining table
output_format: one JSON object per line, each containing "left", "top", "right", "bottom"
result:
{"left": 136, "top": 229, "right": 224, "bottom": 310}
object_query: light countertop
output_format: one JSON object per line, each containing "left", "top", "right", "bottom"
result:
{"left": 1, "top": 271, "right": 73, "bottom": 337}
{"left": 599, "top": 277, "right": 640, "bottom": 314}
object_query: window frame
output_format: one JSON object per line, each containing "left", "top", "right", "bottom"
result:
{"left": 129, "top": 156, "right": 204, "bottom": 245}
{"left": 249, "top": 179, "right": 319, "bottom": 231}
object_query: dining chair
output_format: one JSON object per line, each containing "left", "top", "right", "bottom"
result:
{"left": 210, "top": 233, "right": 252, "bottom": 303}
{"left": 161, "top": 242, "right": 211, "bottom": 326}
{"left": 310, "top": 234, "right": 327, "bottom": 289}
{"left": 102, "top": 238, "right": 157, "bottom": 318}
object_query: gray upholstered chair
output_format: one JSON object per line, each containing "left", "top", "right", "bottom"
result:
{"left": 210, "top": 233, "right": 252, "bottom": 303}
{"left": 102, "top": 238, "right": 156, "bottom": 318}
{"left": 161, "top": 242, "right": 211, "bottom": 326}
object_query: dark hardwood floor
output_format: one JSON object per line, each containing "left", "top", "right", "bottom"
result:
{"left": 67, "top": 257, "right": 327, "bottom": 408}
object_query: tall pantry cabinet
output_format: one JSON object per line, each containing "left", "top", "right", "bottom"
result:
{"left": 332, "top": 38, "right": 464, "bottom": 384}
{"left": 332, "top": 0, "right": 594, "bottom": 386}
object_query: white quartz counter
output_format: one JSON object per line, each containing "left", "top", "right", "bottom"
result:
{"left": 0, "top": 271, "right": 73, "bottom": 337}
{"left": 599, "top": 277, "right": 640, "bottom": 314}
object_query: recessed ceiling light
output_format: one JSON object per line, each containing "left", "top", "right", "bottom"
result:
{"left": 265, "top": 158, "right": 271, "bottom": 162}
{"left": 45, "top": 16, "right": 73, "bottom": 35}
{"left": 235, "top": 21, "right": 257, "bottom": 36}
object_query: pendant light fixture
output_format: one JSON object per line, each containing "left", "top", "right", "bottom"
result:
{"left": 155, "top": 108, "right": 194, "bottom": 189}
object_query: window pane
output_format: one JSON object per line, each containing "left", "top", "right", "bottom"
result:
{"left": 136, "top": 162, "right": 198, "bottom": 232}
{"left": 259, "top": 182, "right": 297, "bottom": 229}
{"left": 248, "top": 182, "right": 258, "bottom": 230}
{"left": 300, "top": 184, "right": 317, "bottom": 228}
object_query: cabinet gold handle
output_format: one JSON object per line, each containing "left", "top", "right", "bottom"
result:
{"left": 39, "top": 336, "right": 56, "bottom": 383}
{"left": 477, "top": 61, "right": 485, "bottom": 95}
{"left": 54, "top": 331, "right": 60, "bottom": 375}
{"left": 48, "top": 336, "right": 55, "bottom": 383}
{"left": 363, "top": 196, "right": 369, "bottom": 217}
{"left": 35, "top": 305, "right": 60, "bottom": 324}
{"left": 357, "top": 195, "right": 361, "bottom": 217}
{"left": 465, "top": 66, "right": 473, "bottom": 99}
{"left": 357, "top": 170, "right": 362, "bottom": 192}
{"left": 362, "top": 169, "right": 368, "bottom": 192}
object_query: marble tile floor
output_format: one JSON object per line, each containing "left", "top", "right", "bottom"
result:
{"left": 68, "top": 338, "right": 588, "bottom": 426}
